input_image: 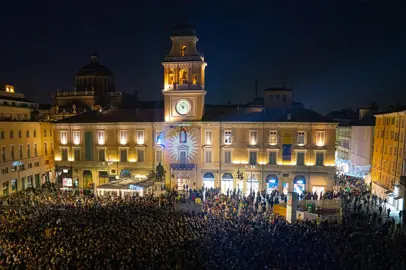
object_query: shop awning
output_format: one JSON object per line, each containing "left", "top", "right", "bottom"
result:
{"left": 394, "top": 196, "right": 402, "bottom": 200}
{"left": 385, "top": 190, "right": 393, "bottom": 195}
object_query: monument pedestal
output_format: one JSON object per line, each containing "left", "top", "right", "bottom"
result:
{"left": 286, "top": 192, "right": 298, "bottom": 223}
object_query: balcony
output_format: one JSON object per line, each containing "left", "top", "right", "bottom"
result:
{"left": 165, "top": 84, "right": 204, "bottom": 91}
{"left": 170, "top": 163, "right": 196, "bottom": 170}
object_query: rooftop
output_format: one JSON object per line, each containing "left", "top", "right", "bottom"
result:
{"left": 55, "top": 103, "right": 335, "bottom": 124}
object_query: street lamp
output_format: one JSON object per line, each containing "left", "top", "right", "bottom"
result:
{"left": 234, "top": 168, "right": 244, "bottom": 193}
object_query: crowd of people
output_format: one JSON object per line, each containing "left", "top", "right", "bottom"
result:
{"left": 0, "top": 176, "right": 405, "bottom": 269}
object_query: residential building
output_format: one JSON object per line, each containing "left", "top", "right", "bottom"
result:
{"left": 371, "top": 110, "right": 406, "bottom": 210}
{"left": 0, "top": 86, "right": 55, "bottom": 196}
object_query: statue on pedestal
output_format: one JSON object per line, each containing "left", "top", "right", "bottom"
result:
{"left": 72, "top": 104, "right": 76, "bottom": 113}
{"left": 156, "top": 162, "right": 165, "bottom": 182}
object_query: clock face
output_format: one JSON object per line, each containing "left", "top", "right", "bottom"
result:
{"left": 175, "top": 99, "right": 192, "bottom": 115}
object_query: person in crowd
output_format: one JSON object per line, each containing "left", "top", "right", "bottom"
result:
{"left": 0, "top": 177, "right": 404, "bottom": 269}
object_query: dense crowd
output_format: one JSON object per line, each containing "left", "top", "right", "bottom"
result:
{"left": 0, "top": 177, "right": 405, "bottom": 269}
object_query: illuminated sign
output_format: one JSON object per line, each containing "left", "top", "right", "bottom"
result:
{"left": 128, "top": 184, "right": 143, "bottom": 191}
{"left": 63, "top": 178, "right": 73, "bottom": 187}
{"left": 12, "top": 161, "right": 23, "bottom": 166}
{"left": 62, "top": 169, "right": 68, "bottom": 173}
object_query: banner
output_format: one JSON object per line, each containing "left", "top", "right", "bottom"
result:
{"left": 282, "top": 144, "right": 292, "bottom": 161}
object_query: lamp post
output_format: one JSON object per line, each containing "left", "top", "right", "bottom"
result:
{"left": 234, "top": 168, "right": 244, "bottom": 193}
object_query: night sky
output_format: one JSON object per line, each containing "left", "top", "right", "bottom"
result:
{"left": 1, "top": 0, "right": 406, "bottom": 114}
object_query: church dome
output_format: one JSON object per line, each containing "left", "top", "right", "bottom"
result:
{"left": 76, "top": 54, "right": 113, "bottom": 77}
{"left": 74, "top": 54, "right": 115, "bottom": 93}
{"left": 171, "top": 22, "right": 196, "bottom": 37}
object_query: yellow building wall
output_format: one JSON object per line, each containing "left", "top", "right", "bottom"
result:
{"left": 0, "top": 122, "right": 55, "bottom": 195}
{"left": 372, "top": 112, "right": 406, "bottom": 195}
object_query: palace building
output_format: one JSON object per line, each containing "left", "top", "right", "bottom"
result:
{"left": 52, "top": 23, "right": 337, "bottom": 195}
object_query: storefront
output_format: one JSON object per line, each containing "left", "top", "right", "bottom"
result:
{"left": 202, "top": 172, "right": 215, "bottom": 189}
{"left": 266, "top": 174, "right": 279, "bottom": 193}
{"left": 11, "top": 179, "right": 17, "bottom": 192}
{"left": 221, "top": 173, "right": 234, "bottom": 193}
{"left": 98, "top": 171, "right": 109, "bottom": 185}
{"left": 293, "top": 175, "right": 306, "bottom": 195}
{"left": 246, "top": 179, "right": 259, "bottom": 195}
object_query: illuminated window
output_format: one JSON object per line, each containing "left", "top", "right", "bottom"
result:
{"left": 136, "top": 130, "right": 145, "bottom": 144}
{"left": 180, "top": 45, "right": 186, "bottom": 56}
{"left": 205, "top": 130, "right": 212, "bottom": 145}
{"left": 316, "top": 131, "right": 325, "bottom": 146}
{"left": 192, "top": 75, "right": 197, "bottom": 84}
{"left": 297, "top": 131, "right": 305, "bottom": 146}
{"left": 269, "top": 131, "right": 277, "bottom": 145}
{"left": 72, "top": 131, "right": 80, "bottom": 145}
{"left": 155, "top": 131, "right": 163, "bottom": 144}
{"left": 44, "top": 143, "right": 48, "bottom": 155}
{"left": 60, "top": 131, "right": 68, "bottom": 145}
{"left": 224, "top": 130, "right": 232, "bottom": 144}
{"left": 119, "top": 130, "right": 127, "bottom": 145}
{"left": 249, "top": 130, "right": 258, "bottom": 145}
{"left": 97, "top": 130, "right": 105, "bottom": 145}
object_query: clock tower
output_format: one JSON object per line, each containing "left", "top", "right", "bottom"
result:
{"left": 162, "top": 23, "right": 207, "bottom": 122}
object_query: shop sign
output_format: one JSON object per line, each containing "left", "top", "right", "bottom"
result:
{"left": 63, "top": 178, "right": 73, "bottom": 187}
{"left": 12, "top": 161, "right": 23, "bottom": 166}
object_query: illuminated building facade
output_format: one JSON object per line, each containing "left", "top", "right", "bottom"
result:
{"left": 0, "top": 85, "right": 55, "bottom": 196}
{"left": 332, "top": 106, "right": 376, "bottom": 178}
{"left": 52, "top": 24, "right": 337, "bottom": 195}
{"left": 371, "top": 110, "right": 406, "bottom": 210}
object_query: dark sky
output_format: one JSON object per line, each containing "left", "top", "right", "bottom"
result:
{"left": 1, "top": 0, "right": 406, "bottom": 114}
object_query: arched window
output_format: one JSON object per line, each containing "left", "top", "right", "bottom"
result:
{"left": 179, "top": 69, "right": 188, "bottom": 84}
{"left": 180, "top": 45, "right": 186, "bottom": 56}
